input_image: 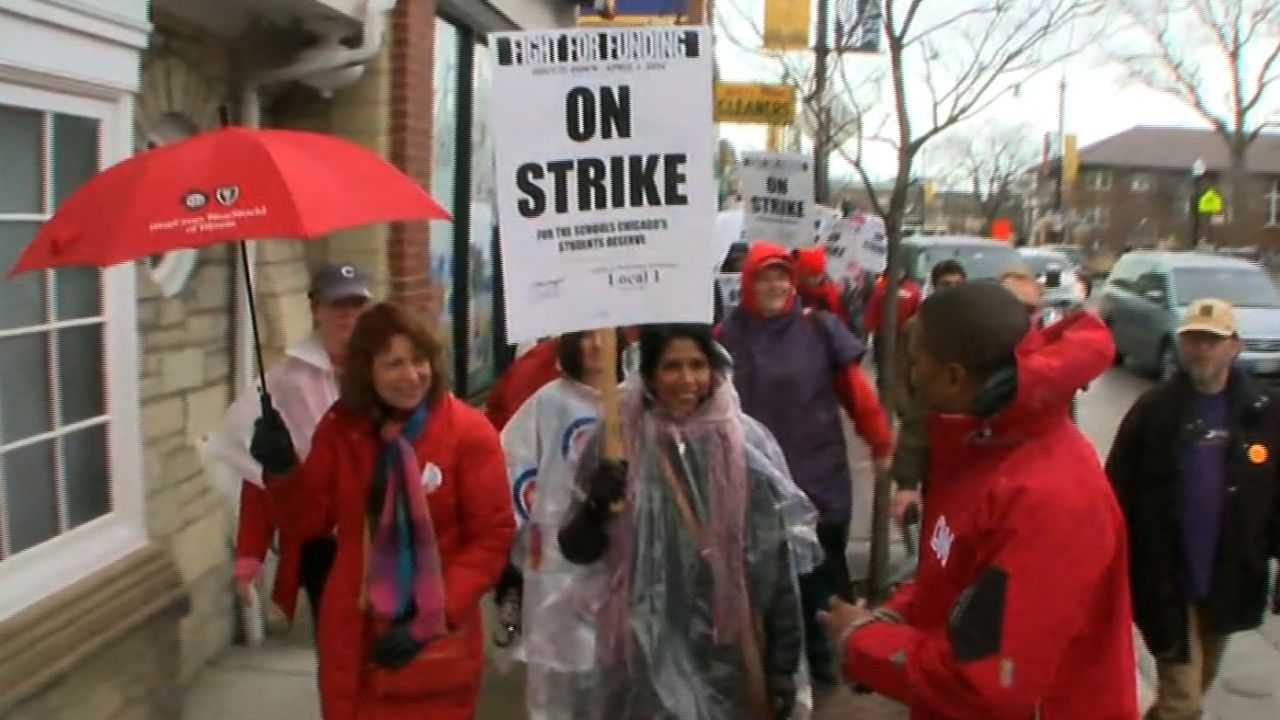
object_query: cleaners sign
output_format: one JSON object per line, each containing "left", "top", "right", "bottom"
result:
{"left": 740, "top": 151, "right": 814, "bottom": 248}
{"left": 490, "top": 27, "right": 715, "bottom": 341}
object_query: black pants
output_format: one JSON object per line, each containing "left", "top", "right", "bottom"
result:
{"left": 799, "top": 519, "right": 853, "bottom": 684}
{"left": 299, "top": 537, "right": 337, "bottom": 632}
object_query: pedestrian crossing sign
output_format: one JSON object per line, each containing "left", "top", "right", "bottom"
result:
{"left": 1198, "top": 188, "right": 1224, "bottom": 215}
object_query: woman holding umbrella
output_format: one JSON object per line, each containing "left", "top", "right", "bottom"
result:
{"left": 256, "top": 302, "right": 514, "bottom": 720}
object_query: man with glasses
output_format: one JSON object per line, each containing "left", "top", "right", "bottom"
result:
{"left": 1107, "top": 299, "right": 1280, "bottom": 720}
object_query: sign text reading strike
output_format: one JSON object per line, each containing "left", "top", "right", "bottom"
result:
{"left": 515, "top": 82, "right": 689, "bottom": 218}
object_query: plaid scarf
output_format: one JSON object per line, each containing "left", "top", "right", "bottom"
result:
{"left": 365, "top": 402, "right": 447, "bottom": 643}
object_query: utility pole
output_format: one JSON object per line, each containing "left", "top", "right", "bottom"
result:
{"left": 812, "top": 0, "right": 831, "bottom": 205}
{"left": 1052, "top": 76, "right": 1066, "bottom": 243}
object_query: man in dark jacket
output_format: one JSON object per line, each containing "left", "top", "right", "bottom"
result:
{"left": 1107, "top": 298, "right": 1280, "bottom": 720}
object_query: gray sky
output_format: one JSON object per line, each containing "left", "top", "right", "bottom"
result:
{"left": 712, "top": 0, "right": 1247, "bottom": 181}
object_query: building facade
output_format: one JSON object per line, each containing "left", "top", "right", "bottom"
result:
{"left": 0, "top": 0, "right": 570, "bottom": 716}
{"left": 1031, "top": 126, "right": 1280, "bottom": 257}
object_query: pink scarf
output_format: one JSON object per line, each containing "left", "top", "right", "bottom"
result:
{"left": 365, "top": 404, "right": 447, "bottom": 643}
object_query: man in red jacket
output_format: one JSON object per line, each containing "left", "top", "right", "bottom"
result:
{"left": 866, "top": 269, "right": 923, "bottom": 400}
{"left": 822, "top": 283, "right": 1137, "bottom": 719}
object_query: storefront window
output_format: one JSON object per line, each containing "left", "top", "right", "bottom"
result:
{"left": 431, "top": 16, "right": 509, "bottom": 399}
{"left": 466, "top": 44, "right": 498, "bottom": 393}
{"left": 430, "top": 19, "right": 461, "bottom": 373}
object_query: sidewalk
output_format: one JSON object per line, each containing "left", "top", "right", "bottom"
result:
{"left": 184, "top": 614, "right": 1280, "bottom": 719}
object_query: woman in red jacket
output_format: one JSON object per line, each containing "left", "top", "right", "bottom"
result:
{"left": 262, "top": 302, "right": 515, "bottom": 720}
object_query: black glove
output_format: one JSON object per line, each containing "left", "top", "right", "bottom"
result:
{"left": 768, "top": 676, "right": 796, "bottom": 720}
{"left": 250, "top": 392, "right": 297, "bottom": 477}
{"left": 369, "top": 623, "right": 427, "bottom": 670}
{"left": 585, "top": 459, "right": 628, "bottom": 514}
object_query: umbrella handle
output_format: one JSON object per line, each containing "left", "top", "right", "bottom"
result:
{"left": 238, "top": 240, "right": 270, "bottom": 405}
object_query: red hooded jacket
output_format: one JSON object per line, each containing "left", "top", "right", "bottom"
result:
{"left": 841, "top": 312, "right": 1137, "bottom": 720}
{"left": 719, "top": 242, "right": 892, "bottom": 462}
{"left": 795, "top": 246, "right": 852, "bottom": 326}
{"left": 274, "top": 394, "right": 515, "bottom": 720}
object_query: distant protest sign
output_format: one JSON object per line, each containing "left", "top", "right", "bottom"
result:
{"left": 715, "top": 272, "right": 742, "bottom": 314}
{"left": 490, "top": 26, "right": 716, "bottom": 342}
{"left": 819, "top": 212, "right": 888, "bottom": 284}
{"left": 740, "top": 152, "right": 814, "bottom": 248}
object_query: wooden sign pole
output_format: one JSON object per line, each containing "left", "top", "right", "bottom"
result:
{"left": 592, "top": 1, "right": 709, "bottom": 464}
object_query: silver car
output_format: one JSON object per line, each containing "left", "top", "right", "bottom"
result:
{"left": 1097, "top": 251, "right": 1280, "bottom": 379}
{"left": 1018, "top": 247, "right": 1088, "bottom": 310}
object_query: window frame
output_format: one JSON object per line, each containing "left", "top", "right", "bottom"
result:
{"left": 1266, "top": 179, "right": 1280, "bottom": 227}
{"left": 1084, "top": 205, "right": 1109, "bottom": 226}
{"left": 1088, "top": 170, "right": 1113, "bottom": 191}
{"left": 1129, "top": 173, "right": 1153, "bottom": 192}
{"left": 0, "top": 81, "right": 146, "bottom": 620}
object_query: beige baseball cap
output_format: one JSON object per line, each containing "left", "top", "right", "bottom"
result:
{"left": 1178, "top": 298, "right": 1238, "bottom": 337}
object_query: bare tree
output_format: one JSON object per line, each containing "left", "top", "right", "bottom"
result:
{"left": 930, "top": 122, "right": 1041, "bottom": 233}
{"left": 715, "top": 0, "right": 1096, "bottom": 600}
{"left": 835, "top": 0, "right": 1096, "bottom": 601}
{"left": 1110, "top": 0, "right": 1280, "bottom": 242}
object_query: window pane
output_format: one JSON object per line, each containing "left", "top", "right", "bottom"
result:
{"left": 54, "top": 266, "right": 101, "bottom": 320}
{"left": 0, "top": 105, "right": 42, "bottom": 213}
{"left": 3, "top": 440, "right": 58, "bottom": 554}
{"left": 467, "top": 44, "right": 498, "bottom": 393}
{"left": 57, "top": 324, "right": 105, "bottom": 424}
{"left": 431, "top": 19, "right": 461, "bottom": 373}
{"left": 0, "top": 332, "right": 53, "bottom": 443}
{"left": 52, "top": 114, "right": 99, "bottom": 209}
{"left": 0, "top": 222, "right": 48, "bottom": 330}
{"left": 64, "top": 424, "right": 109, "bottom": 528}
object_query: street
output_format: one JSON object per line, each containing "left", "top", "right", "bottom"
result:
{"left": 185, "top": 366, "right": 1280, "bottom": 720}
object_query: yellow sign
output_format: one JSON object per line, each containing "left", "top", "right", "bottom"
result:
{"left": 1063, "top": 134, "right": 1079, "bottom": 184}
{"left": 1198, "top": 188, "right": 1224, "bottom": 215}
{"left": 715, "top": 83, "right": 796, "bottom": 125}
{"left": 763, "top": 0, "right": 810, "bottom": 50}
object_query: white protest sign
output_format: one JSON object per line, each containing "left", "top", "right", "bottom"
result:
{"left": 740, "top": 152, "right": 814, "bottom": 248}
{"left": 490, "top": 27, "right": 716, "bottom": 342}
{"left": 715, "top": 272, "right": 742, "bottom": 314}
{"left": 819, "top": 212, "right": 887, "bottom": 284}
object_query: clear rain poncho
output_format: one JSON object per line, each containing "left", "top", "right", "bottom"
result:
{"left": 500, "top": 378, "right": 609, "bottom": 720}
{"left": 561, "top": 368, "right": 819, "bottom": 720}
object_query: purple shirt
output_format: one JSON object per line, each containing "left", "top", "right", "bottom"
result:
{"left": 1180, "top": 390, "right": 1230, "bottom": 600}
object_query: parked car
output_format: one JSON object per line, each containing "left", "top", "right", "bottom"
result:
{"left": 900, "top": 235, "right": 1023, "bottom": 294}
{"left": 1018, "top": 247, "right": 1089, "bottom": 309}
{"left": 1097, "top": 251, "right": 1280, "bottom": 379}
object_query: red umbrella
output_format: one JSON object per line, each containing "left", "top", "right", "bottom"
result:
{"left": 9, "top": 125, "right": 449, "bottom": 274}
{"left": 8, "top": 125, "right": 450, "bottom": 413}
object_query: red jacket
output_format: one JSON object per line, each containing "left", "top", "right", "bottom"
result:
{"left": 842, "top": 312, "right": 1137, "bottom": 719}
{"left": 865, "top": 276, "right": 922, "bottom": 334}
{"left": 275, "top": 395, "right": 515, "bottom": 720}
{"left": 799, "top": 278, "right": 852, "bottom": 327}
{"left": 485, "top": 339, "right": 561, "bottom": 430}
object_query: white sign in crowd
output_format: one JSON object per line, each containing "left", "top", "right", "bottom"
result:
{"left": 490, "top": 26, "right": 716, "bottom": 341}
{"left": 818, "top": 212, "right": 888, "bottom": 288}
{"left": 739, "top": 151, "right": 814, "bottom": 249}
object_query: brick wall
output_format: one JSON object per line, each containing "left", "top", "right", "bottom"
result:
{"left": 389, "top": 0, "right": 439, "bottom": 320}
{"left": 1071, "top": 167, "right": 1280, "bottom": 253}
